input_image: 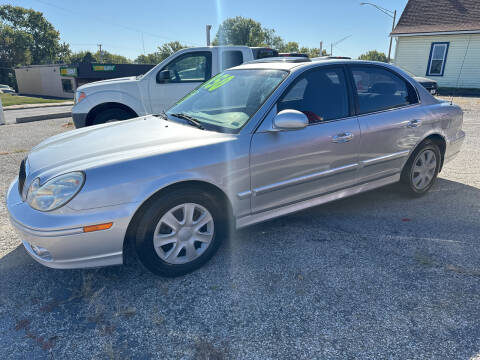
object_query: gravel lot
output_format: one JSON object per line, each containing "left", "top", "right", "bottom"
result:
{"left": 1, "top": 98, "right": 480, "bottom": 359}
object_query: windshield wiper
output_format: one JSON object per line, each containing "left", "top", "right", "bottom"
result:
{"left": 170, "top": 113, "right": 205, "bottom": 130}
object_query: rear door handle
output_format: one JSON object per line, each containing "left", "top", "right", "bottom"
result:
{"left": 332, "top": 132, "right": 354, "bottom": 143}
{"left": 407, "top": 119, "right": 422, "bottom": 128}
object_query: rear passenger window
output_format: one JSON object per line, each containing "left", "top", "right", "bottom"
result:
{"left": 351, "top": 66, "right": 418, "bottom": 114}
{"left": 221, "top": 51, "right": 243, "bottom": 70}
{"left": 278, "top": 67, "right": 349, "bottom": 124}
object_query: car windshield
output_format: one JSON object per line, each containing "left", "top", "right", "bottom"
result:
{"left": 166, "top": 69, "right": 288, "bottom": 133}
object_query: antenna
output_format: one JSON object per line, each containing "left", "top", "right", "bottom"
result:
{"left": 451, "top": 35, "right": 472, "bottom": 105}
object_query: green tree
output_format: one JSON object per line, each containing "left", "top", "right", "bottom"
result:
{"left": 263, "top": 28, "right": 284, "bottom": 49}
{"left": 95, "top": 50, "right": 131, "bottom": 64}
{"left": 67, "top": 50, "right": 131, "bottom": 64}
{"left": 211, "top": 17, "right": 328, "bottom": 59}
{"left": 0, "top": 23, "right": 32, "bottom": 87}
{"left": 213, "top": 17, "right": 267, "bottom": 46}
{"left": 358, "top": 50, "right": 388, "bottom": 62}
{"left": 135, "top": 41, "right": 188, "bottom": 64}
{"left": 299, "top": 47, "right": 328, "bottom": 58}
{"left": 0, "top": 23, "right": 32, "bottom": 66}
{"left": 0, "top": 5, "right": 70, "bottom": 64}
{"left": 278, "top": 41, "right": 300, "bottom": 53}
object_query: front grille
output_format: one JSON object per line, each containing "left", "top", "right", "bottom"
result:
{"left": 18, "top": 158, "right": 26, "bottom": 197}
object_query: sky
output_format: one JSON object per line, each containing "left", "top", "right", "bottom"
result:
{"left": 5, "top": 0, "right": 409, "bottom": 60}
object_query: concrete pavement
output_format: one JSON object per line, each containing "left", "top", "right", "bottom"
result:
{"left": 3, "top": 105, "right": 72, "bottom": 124}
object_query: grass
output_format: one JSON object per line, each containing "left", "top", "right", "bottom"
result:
{"left": 0, "top": 93, "right": 70, "bottom": 107}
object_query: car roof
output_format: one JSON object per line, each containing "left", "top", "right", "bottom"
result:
{"left": 232, "top": 59, "right": 394, "bottom": 72}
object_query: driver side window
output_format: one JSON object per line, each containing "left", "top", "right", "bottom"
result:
{"left": 277, "top": 67, "right": 349, "bottom": 124}
{"left": 158, "top": 52, "right": 212, "bottom": 83}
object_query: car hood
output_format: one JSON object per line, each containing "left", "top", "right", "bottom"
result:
{"left": 77, "top": 76, "right": 138, "bottom": 91}
{"left": 26, "top": 115, "right": 235, "bottom": 179}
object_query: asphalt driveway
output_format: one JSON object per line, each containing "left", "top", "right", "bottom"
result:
{"left": 0, "top": 97, "right": 479, "bottom": 359}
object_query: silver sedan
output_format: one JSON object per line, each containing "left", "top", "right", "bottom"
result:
{"left": 7, "top": 58, "right": 465, "bottom": 276}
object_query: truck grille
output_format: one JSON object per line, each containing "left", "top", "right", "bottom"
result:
{"left": 18, "top": 158, "right": 26, "bottom": 197}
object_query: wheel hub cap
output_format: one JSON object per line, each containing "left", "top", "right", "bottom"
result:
{"left": 153, "top": 203, "right": 214, "bottom": 265}
{"left": 178, "top": 227, "right": 193, "bottom": 242}
{"left": 411, "top": 149, "right": 437, "bottom": 190}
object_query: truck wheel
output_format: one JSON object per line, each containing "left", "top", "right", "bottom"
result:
{"left": 91, "top": 108, "right": 135, "bottom": 125}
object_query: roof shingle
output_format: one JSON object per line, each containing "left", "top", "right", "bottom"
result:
{"left": 391, "top": 0, "right": 480, "bottom": 35}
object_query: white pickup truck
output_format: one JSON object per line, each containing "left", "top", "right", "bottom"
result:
{"left": 71, "top": 46, "right": 278, "bottom": 128}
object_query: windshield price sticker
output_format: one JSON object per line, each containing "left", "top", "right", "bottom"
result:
{"left": 202, "top": 73, "right": 235, "bottom": 91}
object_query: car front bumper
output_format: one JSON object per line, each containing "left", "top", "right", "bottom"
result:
{"left": 6, "top": 178, "right": 139, "bottom": 269}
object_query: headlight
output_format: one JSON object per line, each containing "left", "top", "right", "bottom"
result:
{"left": 27, "top": 172, "right": 85, "bottom": 211}
{"left": 75, "top": 91, "right": 86, "bottom": 104}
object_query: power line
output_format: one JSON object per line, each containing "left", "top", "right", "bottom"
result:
{"left": 33, "top": 0, "right": 203, "bottom": 47}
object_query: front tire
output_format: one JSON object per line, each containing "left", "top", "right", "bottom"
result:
{"left": 401, "top": 139, "right": 441, "bottom": 197}
{"left": 134, "top": 189, "right": 228, "bottom": 277}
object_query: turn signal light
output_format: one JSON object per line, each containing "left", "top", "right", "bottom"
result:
{"left": 77, "top": 91, "right": 86, "bottom": 104}
{"left": 83, "top": 222, "right": 113, "bottom": 233}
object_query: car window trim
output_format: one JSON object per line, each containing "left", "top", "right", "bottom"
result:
{"left": 276, "top": 64, "right": 354, "bottom": 125}
{"left": 346, "top": 63, "right": 421, "bottom": 116}
{"left": 157, "top": 51, "right": 212, "bottom": 84}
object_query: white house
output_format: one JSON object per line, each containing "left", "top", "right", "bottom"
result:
{"left": 392, "top": 0, "right": 480, "bottom": 90}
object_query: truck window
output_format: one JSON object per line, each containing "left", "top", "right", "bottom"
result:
{"left": 252, "top": 48, "right": 278, "bottom": 59}
{"left": 221, "top": 51, "right": 243, "bottom": 70}
{"left": 158, "top": 52, "right": 212, "bottom": 83}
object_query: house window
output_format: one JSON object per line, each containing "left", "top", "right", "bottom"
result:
{"left": 427, "top": 42, "right": 449, "bottom": 76}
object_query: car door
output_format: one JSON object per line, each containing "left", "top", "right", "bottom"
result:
{"left": 348, "top": 65, "right": 426, "bottom": 183}
{"left": 250, "top": 66, "right": 361, "bottom": 214}
{"left": 148, "top": 51, "right": 212, "bottom": 113}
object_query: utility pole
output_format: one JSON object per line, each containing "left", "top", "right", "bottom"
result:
{"left": 387, "top": 10, "right": 397, "bottom": 63}
{"left": 206, "top": 25, "right": 212, "bottom": 46}
{"left": 97, "top": 44, "right": 103, "bottom": 63}
{"left": 320, "top": 41, "right": 323, "bottom": 56}
{"left": 330, "top": 35, "right": 352, "bottom": 56}
{"left": 141, "top": 33, "right": 146, "bottom": 55}
{"left": 360, "top": 2, "right": 397, "bottom": 62}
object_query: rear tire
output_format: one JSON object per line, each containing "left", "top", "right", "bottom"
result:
{"left": 400, "top": 139, "right": 441, "bottom": 197}
{"left": 91, "top": 108, "right": 134, "bottom": 126}
{"left": 133, "top": 188, "right": 228, "bottom": 277}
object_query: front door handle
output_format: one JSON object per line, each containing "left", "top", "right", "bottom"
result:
{"left": 407, "top": 119, "right": 422, "bottom": 128}
{"left": 332, "top": 132, "right": 354, "bottom": 143}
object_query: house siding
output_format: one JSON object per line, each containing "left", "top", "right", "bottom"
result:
{"left": 393, "top": 34, "right": 480, "bottom": 88}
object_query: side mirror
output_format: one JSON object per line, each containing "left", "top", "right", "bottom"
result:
{"left": 271, "top": 109, "right": 308, "bottom": 131}
{"left": 157, "top": 69, "right": 171, "bottom": 83}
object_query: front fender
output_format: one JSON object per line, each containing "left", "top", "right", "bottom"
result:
{"left": 73, "top": 88, "right": 150, "bottom": 117}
